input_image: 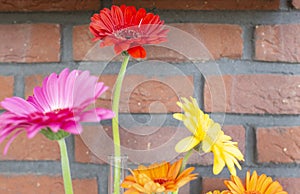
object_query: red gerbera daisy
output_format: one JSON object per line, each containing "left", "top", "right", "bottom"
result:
{"left": 89, "top": 5, "right": 168, "bottom": 58}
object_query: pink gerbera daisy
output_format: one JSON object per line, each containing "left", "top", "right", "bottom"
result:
{"left": 0, "top": 68, "right": 114, "bottom": 154}
{"left": 89, "top": 5, "right": 168, "bottom": 58}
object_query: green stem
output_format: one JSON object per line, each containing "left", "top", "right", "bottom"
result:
{"left": 112, "top": 53, "right": 130, "bottom": 194}
{"left": 180, "top": 149, "right": 193, "bottom": 173}
{"left": 58, "top": 138, "right": 73, "bottom": 194}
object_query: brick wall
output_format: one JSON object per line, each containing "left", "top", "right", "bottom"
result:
{"left": 0, "top": 0, "right": 300, "bottom": 194}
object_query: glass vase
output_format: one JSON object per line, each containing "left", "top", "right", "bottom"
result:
{"left": 108, "top": 155, "right": 128, "bottom": 194}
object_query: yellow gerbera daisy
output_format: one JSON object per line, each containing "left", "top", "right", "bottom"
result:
{"left": 202, "top": 126, "right": 244, "bottom": 176}
{"left": 121, "top": 158, "right": 197, "bottom": 194}
{"left": 173, "top": 97, "right": 214, "bottom": 153}
{"left": 224, "top": 171, "right": 288, "bottom": 194}
{"left": 174, "top": 97, "right": 244, "bottom": 176}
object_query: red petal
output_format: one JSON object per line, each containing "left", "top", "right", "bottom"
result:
{"left": 114, "top": 42, "right": 130, "bottom": 54}
{"left": 124, "top": 6, "right": 136, "bottom": 25}
{"left": 111, "top": 5, "right": 124, "bottom": 27}
{"left": 134, "top": 8, "right": 146, "bottom": 25}
{"left": 127, "top": 46, "right": 146, "bottom": 58}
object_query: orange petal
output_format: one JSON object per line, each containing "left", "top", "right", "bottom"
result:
{"left": 167, "top": 158, "right": 182, "bottom": 179}
{"left": 128, "top": 46, "right": 146, "bottom": 58}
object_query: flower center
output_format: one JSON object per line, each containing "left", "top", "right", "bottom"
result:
{"left": 153, "top": 178, "right": 168, "bottom": 185}
{"left": 114, "top": 28, "right": 140, "bottom": 40}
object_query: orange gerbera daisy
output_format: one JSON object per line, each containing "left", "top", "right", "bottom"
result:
{"left": 121, "top": 158, "right": 197, "bottom": 194}
{"left": 206, "top": 190, "right": 230, "bottom": 194}
{"left": 224, "top": 171, "right": 288, "bottom": 194}
{"left": 89, "top": 5, "right": 168, "bottom": 58}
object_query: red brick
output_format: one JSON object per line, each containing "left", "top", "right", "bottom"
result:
{"left": 25, "top": 74, "right": 193, "bottom": 113}
{"left": 0, "top": 76, "right": 14, "bottom": 108}
{"left": 113, "top": 0, "right": 279, "bottom": 10}
{"left": 75, "top": 125, "right": 244, "bottom": 165}
{"left": 278, "top": 178, "right": 300, "bottom": 194}
{"left": 255, "top": 24, "right": 300, "bottom": 63}
{"left": 292, "top": 0, "right": 300, "bottom": 9}
{"left": 204, "top": 74, "right": 300, "bottom": 114}
{"left": 25, "top": 74, "right": 44, "bottom": 98}
{"left": 202, "top": 177, "right": 227, "bottom": 193}
{"left": 75, "top": 125, "right": 180, "bottom": 164}
{"left": 256, "top": 126, "right": 300, "bottom": 163}
{"left": 0, "top": 0, "right": 100, "bottom": 12}
{"left": 73, "top": 25, "right": 113, "bottom": 61}
{"left": 73, "top": 24, "right": 242, "bottom": 61}
{"left": 0, "top": 24, "right": 60, "bottom": 63}
{"left": 0, "top": 175, "right": 98, "bottom": 194}
{"left": 0, "top": 133, "right": 60, "bottom": 161}
{"left": 148, "top": 24, "right": 243, "bottom": 61}
{"left": 185, "top": 125, "right": 245, "bottom": 166}
{"left": 97, "top": 75, "right": 194, "bottom": 113}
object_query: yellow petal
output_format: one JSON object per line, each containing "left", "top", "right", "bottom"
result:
{"left": 255, "top": 173, "right": 267, "bottom": 191}
{"left": 175, "top": 136, "right": 200, "bottom": 153}
{"left": 202, "top": 123, "right": 222, "bottom": 152}
{"left": 248, "top": 170, "right": 258, "bottom": 190}
{"left": 231, "top": 175, "right": 245, "bottom": 192}
{"left": 264, "top": 181, "right": 283, "bottom": 194}
{"left": 224, "top": 154, "right": 236, "bottom": 176}
{"left": 260, "top": 177, "right": 273, "bottom": 193}
{"left": 167, "top": 158, "right": 182, "bottom": 179}
{"left": 223, "top": 144, "right": 244, "bottom": 160}
{"left": 225, "top": 180, "right": 243, "bottom": 193}
{"left": 212, "top": 146, "right": 225, "bottom": 175}
{"left": 173, "top": 113, "right": 184, "bottom": 121}
{"left": 246, "top": 171, "right": 251, "bottom": 190}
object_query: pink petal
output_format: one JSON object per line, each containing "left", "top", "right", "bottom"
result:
{"left": 80, "top": 108, "right": 114, "bottom": 122}
{"left": 27, "top": 125, "right": 43, "bottom": 139}
{"left": 45, "top": 72, "right": 59, "bottom": 109}
{"left": 57, "top": 68, "right": 70, "bottom": 108}
{"left": 1, "top": 97, "right": 37, "bottom": 116}
{"left": 32, "top": 87, "right": 51, "bottom": 112}
{"left": 62, "top": 121, "right": 82, "bottom": 134}
{"left": 3, "top": 130, "right": 22, "bottom": 155}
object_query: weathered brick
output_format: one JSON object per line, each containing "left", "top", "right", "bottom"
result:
{"left": 73, "top": 25, "right": 114, "bottom": 61}
{"left": 25, "top": 74, "right": 44, "bottom": 98}
{"left": 256, "top": 126, "right": 300, "bottom": 163}
{"left": 202, "top": 177, "right": 227, "bottom": 193}
{"left": 0, "top": 175, "right": 98, "bottom": 194}
{"left": 73, "top": 24, "right": 242, "bottom": 61}
{"left": 147, "top": 24, "right": 243, "bottom": 61}
{"left": 278, "top": 178, "right": 300, "bottom": 194}
{"left": 0, "top": 76, "right": 14, "bottom": 108}
{"left": 0, "top": 24, "right": 60, "bottom": 63}
{"left": 75, "top": 124, "right": 244, "bottom": 165}
{"left": 113, "top": 0, "right": 279, "bottom": 10}
{"left": 204, "top": 74, "right": 300, "bottom": 114}
{"left": 255, "top": 24, "right": 300, "bottom": 63}
{"left": 0, "top": 133, "right": 60, "bottom": 161}
{"left": 0, "top": 0, "right": 100, "bottom": 12}
{"left": 292, "top": 0, "right": 300, "bottom": 9}
{"left": 97, "top": 75, "right": 194, "bottom": 113}
{"left": 185, "top": 125, "right": 245, "bottom": 166}
{"left": 25, "top": 74, "right": 193, "bottom": 113}
{"left": 75, "top": 125, "right": 180, "bottom": 164}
